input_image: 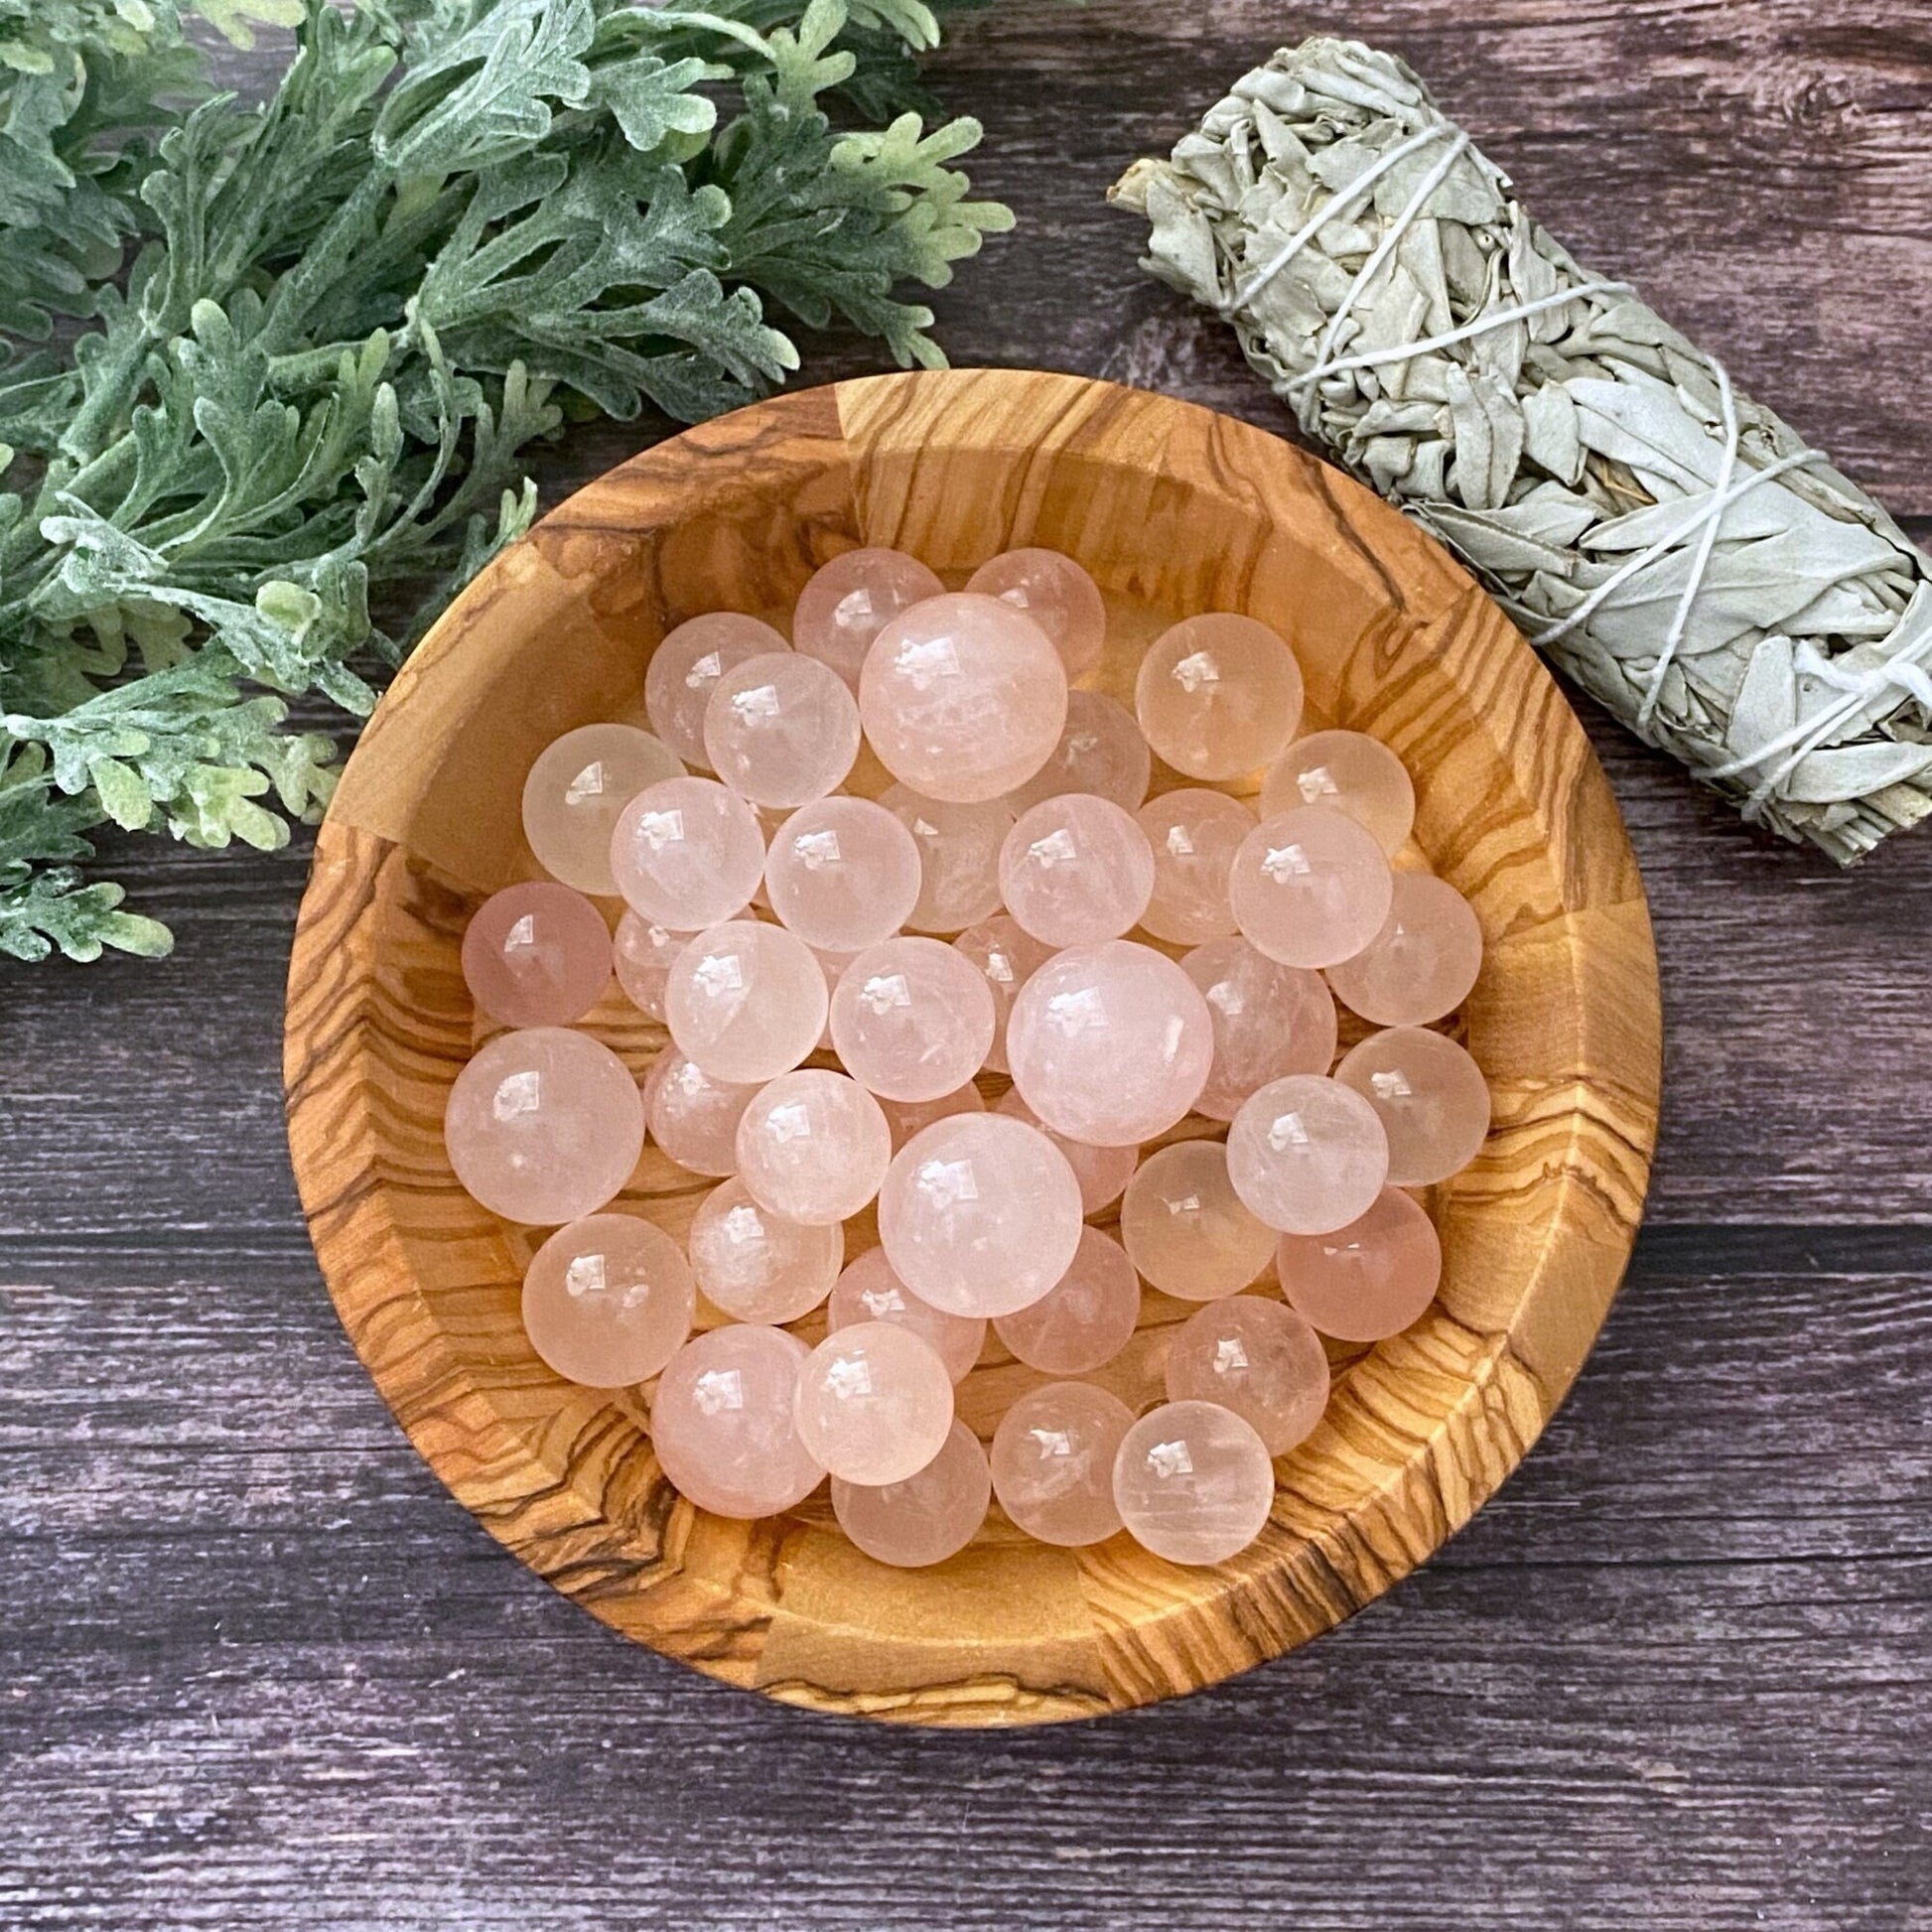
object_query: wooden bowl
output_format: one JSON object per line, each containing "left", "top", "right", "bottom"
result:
{"left": 284, "top": 368, "right": 1661, "bottom": 1726}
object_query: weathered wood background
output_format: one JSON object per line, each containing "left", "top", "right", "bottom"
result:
{"left": 5, "top": 4, "right": 1931, "bottom": 1925}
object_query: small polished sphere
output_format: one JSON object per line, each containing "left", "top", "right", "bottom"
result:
{"left": 1135, "top": 613, "right": 1304, "bottom": 781}
{"left": 1164, "top": 1297, "right": 1329, "bottom": 1453}
{"left": 1228, "top": 804, "right": 1394, "bottom": 969}
{"left": 858, "top": 592, "right": 1068, "bottom": 804}
{"left": 609, "top": 776, "right": 764, "bottom": 931}
{"left": 1005, "top": 939, "right": 1214, "bottom": 1147}
{"left": 1278, "top": 1185, "right": 1443, "bottom": 1340}
{"left": 991, "top": 1382, "right": 1136, "bottom": 1547}
{"left": 999, "top": 792, "right": 1156, "bottom": 947}
{"left": 793, "top": 1320, "right": 955, "bottom": 1485}
{"left": 1005, "top": 690, "right": 1152, "bottom": 815}
{"left": 1261, "top": 729, "right": 1416, "bottom": 854}
{"left": 522, "top": 1213, "right": 695, "bottom": 1388}
{"left": 613, "top": 910, "right": 693, "bottom": 1021}
{"left": 950, "top": 915, "right": 1053, "bottom": 1076}
{"left": 994, "top": 1227, "right": 1141, "bottom": 1375}
{"left": 763, "top": 795, "right": 922, "bottom": 951}
{"left": 663, "top": 920, "right": 827, "bottom": 1085}
{"left": 966, "top": 547, "right": 1106, "bottom": 680}
{"left": 522, "top": 724, "right": 684, "bottom": 895}
{"left": 651, "top": 1324, "right": 822, "bottom": 1519}
{"left": 1333, "top": 1027, "right": 1492, "bottom": 1184}
{"left": 1137, "top": 789, "right": 1254, "bottom": 945}
{"left": 1225, "top": 1075, "right": 1390, "bottom": 1235}
{"left": 880, "top": 1082, "right": 985, "bottom": 1153}
{"left": 994, "top": 1087, "right": 1138, "bottom": 1216}
{"left": 833, "top": 1419, "right": 990, "bottom": 1567}
{"left": 828, "top": 935, "right": 997, "bottom": 1104}
{"left": 688, "top": 1176, "right": 842, "bottom": 1323}
{"left": 793, "top": 547, "right": 945, "bottom": 688}
{"left": 703, "top": 650, "right": 861, "bottom": 809}
{"left": 645, "top": 612, "right": 789, "bottom": 767}
{"left": 1325, "top": 873, "right": 1483, "bottom": 1026}
{"left": 735, "top": 1069, "right": 892, "bottom": 1226}
{"left": 884, "top": 786, "right": 1013, "bottom": 934}
{"left": 463, "top": 882, "right": 612, "bottom": 1028}
{"left": 1119, "top": 1138, "right": 1275, "bottom": 1302}
{"left": 830, "top": 1246, "right": 986, "bottom": 1382}
{"left": 445, "top": 1028, "right": 644, "bottom": 1224}
{"left": 641, "top": 1046, "right": 758, "bottom": 1177}
{"left": 1183, "top": 937, "right": 1339, "bottom": 1121}
{"left": 877, "top": 1113, "right": 1084, "bottom": 1317}
{"left": 1114, "top": 1401, "right": 1276, "bottom": 1566}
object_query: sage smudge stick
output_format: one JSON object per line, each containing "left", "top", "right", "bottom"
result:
{"left": 1111, "top": 37, "right": 1932, "bottom": 864}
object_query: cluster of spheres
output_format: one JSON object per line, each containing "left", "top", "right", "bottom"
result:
{"left": 447, "top": 545, "right": 1492, "bottom": 1571}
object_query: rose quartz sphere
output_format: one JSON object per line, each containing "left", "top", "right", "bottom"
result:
{"left": 1113, "top": 1400, "right": 1276, "bottom": 1566}
{"left": 951, "top": 915, "right": 1053, "bottom": 1076}
{"left": 1278, "top": 1184, "right": 1443, "bottom": 1340}
{"left": 994, "top": 1087, "right": 1138, "bottom": 1216}
{"left": 703, "top": 650, "right": 861, "bottom": 809}
{"left": 833, "top": 1418, "right": 990, "bottom": 1567}
{"left": 998, "top": 792, "right": 1156, "bottom": 947}
{"left": 966, "top": 547, "right": 1106, "bottom": 680}
{"left": 613, "top": 910, "right": 694, "bottom": 1021}
{"left": 1325, "top": 873, "right": 1483, "bottom": 1027}
{"left": 830, "top": 1246, "right": 986, "bottom": 1382}
{"left": 734, "top": 1069, "right": 892, "bottom": 1226}
{"left": 1226, "top": 1074, "right": 1391, "bottom": 1235}
{"left": 991, "top": 1382, "right": 1137, "bottom": 1546}
{"left": 1183, "top": 937, "right": 1339, "bottom": 1121}
{"left": 521, "top": 723, "right": 684, "bottom": 896}
{"left": 645, "top": 612, "right": 789, "bottom": 768}
{"left": 688, "top": 1175, "right": 842, "bottom": 1323}
{"left": 1137, "top": 789, "right": 1254, "bottom": 945}
{"left": 763, "top": 795, "right": 922, "bottom": 951}
{"left": 651, "top": 1323, "right": 822, "bottom": 1518}
{"left": 1119, "top": 1137, "right": 1275, "bottom": 1302}
{"left": 445, "top": 1028, "right": 644, "bottom": 1224}
{"left": 463, "top": 882, "right": 612, "bottom": 1028}
{"left": 994, "top": 1226, "right": 1141, "bottom": 1375}
{"left": 1135, "top": 613, "right": 1304, "bottom": 781}
{"left": 884, "top": 786, "right": 1013, "bottom": 934}
{"left": 1005, "top": 939, "right": 1214, "bottom": 1147}
{"left": 522, "top": 1213, "right": 695, "bottom": 1388}
{"left": 859, "top": 591, "right": 1068, "bottom": 803}
{"left": 1228, "top": 804, "right": 1394, "bottom": 969}
{"left": 828, "top": 935, "right": 997, "bottom": 1104}
{"left": 1006, "top": 690, "right": 1152, "bottom": 815}
{"left": 881, "top": 1082, "right": 985, "bottom": 1152}
{"left": 1334, "top": 1027, "right": 1492, "bottom": 1184}
{"left": 1164, "top": 1297, "right": 1329, "bottom": 1453}
{"left": 1261, "top": 729, "right": 1416, "bottom": 855}
{"left": 609, "top": 775, "right": 764, "bottom": 931}
{"left": 642, "top": 1046, "right": 758, "bottom": 1177}
{"left": 793, "top": 1320, "right": 955, "bottom": 1485}
{"left": 877, "top": 1112, "right": 1084, "bottom": 1317}
{"left": 792, "top": 547, "right": 944, "bottom": 689}
{"left": 663, "top": 920, "right": 827, "bottom": 1085}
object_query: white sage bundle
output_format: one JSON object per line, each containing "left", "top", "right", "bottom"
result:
{"left": 1111, "top": 37, "right": 1932, "bottom": 864}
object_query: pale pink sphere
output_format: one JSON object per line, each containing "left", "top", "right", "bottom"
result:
{"left": 645, "top": 612, "right": 789, "bottom": 768}
{"left": 688, "top": 1176, "right": 842, "bottom": 1322}
{"left": 1113, "top": 1400, "right": 1276, "bottom": 1566}
{"left": 1005, "top": 939, "right": 1214, "bottom": 1147}
{"left": 994, "top": 1226, "right": 1141, "bottom": 1375}
{"left": 1119, "top": 1137, "right": 1275, "bottom": 1302}
{"left": 828, "top": 935, "right": 997, "bottom": 1104}
{"left": 1137, "top": 789, "right": 1254, "bottom": 945}
{"left": 830, "top": 1246, "right": 985, "bottom": 1381}
{"left": 1261, "top": 729, "right": 1416, "bottom": 854}
{"left": 641, "top": 1046, "right": 758, "bottom": 1177}
{"left": 998, "top": 792, "right": 1156, "bottom": 947}
{"left": 884, "top": 786, "right": 1013, "bottom": 934}
{"left": 609, "top": 776, "right": 764, "bottom": 931}
{"left": 445, "top": 1028, "right": 643, "bottom": 1224}
{"left": 1228, "top": 804, "right": 1394, "bottom": 969}
{"left": 613, "top": 910, "right": 694, "bottom": 1021}
{"left": 763, "top": 795, "right": 922, "bottom": 951}
{"left": 663, "top": 920, "right": 827, "bottom": 1085}
{"left": 793, "top": 1320, "right": 955, "bottom": 1484}
{"left": 703, "top": 650, "right": 861, "bottom": 809}
{"left": 651, "top": 1323, "right": 822, "bottom": 1518}
{"left": 991, "top": 1382, "right": 1136, "bottom": 1546}
{"left": 966, "top": 547, "right": 1107, "bottom": 680}
{"left": 880, "top": 1083, "right": 985, "bottom": 1153}
{"left": 833, "top": 1418, "right": 990, "bottom": 1567}
{"left": 1226, "top": 1074, "right": 1391, "bottom": 1235}
{"left": 994, "top": 1087, "right": 1138, "bottom": 1216}
{"left": 792, "top": 547, "right": 944, "bottom": 689}
{"left": 735, "top": 1069, "right": 892, "bottom": 1226}
{"left": 1183, "top": 937, "right": 1339, "bottom": 1121}
{"left": 1278, "top": 1185, "right": 1443, "bottom": 1339}
{"left": 462, "top": 882, "right": 612, "bottom": 1028}
{"left": 1333, "top": 1027, "right": 1492, "bottom": 1184}
{"left": 1135, "top": 613, "right": 1304, "bottom": 781}
{"left": 1005, "top": 690, "right": 1152, "bottom": 816}
{"left": 877, "top": 1113, "right": 1084, "bottom": 1317}
{"left": 1165, "top": 1297, "right": 1329, "bottom": 1453}
{"left": 951, "top": 915, "right": 1053, "bottom": 1076}
{"left": 1324, "top": 873, "right": 1483, "bottom": 1027}
{"left": 522, "top": 1213, "right": 694, "bottom": 1387}
{"left": 521, "top": 723, "right": 684, "bottom": 896}
{"left": 858, "top": 591, "right": 1068, "bottom": 803}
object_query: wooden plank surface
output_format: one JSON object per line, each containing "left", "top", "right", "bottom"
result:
{"left": 4, "top": 3, "right": 1931, "bottom": 1924}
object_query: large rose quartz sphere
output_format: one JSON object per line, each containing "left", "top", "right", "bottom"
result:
{"left": 609, "top": 775, "right": 764, "bottom": 931}
{"left": 830, "top": 1246, "right": 986, "bottom": 1382}
{"left": 884, "top": 786, "right": 1013, "bottom": 934}
{"left": 993, "top": 1226, "right": 1141, "bottom": 1375}
{"left": 1261, "top": 729, "right": 1416, "bottom": 854}
{"left": 1333, "top": 1026, "right": 1492, "bottom": 1184}
{"left": 462, "top": 882, "right": 612, "bottom": 1028}
{"left": 1119, "top": 1137, "right": 1275, "bottom": 1302}
{"left": 1324, "top": 873, "right": 1484, "bottom": 1027}
{"left": 641, "top": 1046, "right": 758, "bottom": 1177}
{"left": 1228, "top": 804, "right": 1394, "bottom": 970}
{"left": 1112, "top": 1400, "right": 1276, "bottom": 1566}
{"left": 1136, "top": 789, "right": 1254, "bottom": 945}
{"left": 1005, "top": 690, "right": 1152, "bottom": 815}
{"left": 966, "top": 547, "right": 1107, "bottom": 680}
{"left": 521, "top": 723, "right": 683, "bottom": 896}
{"left": 950, "top": 915, "right": 1052, "bottom": 1076}
{"left": 793, "top": 1320, "right": 955, "bottom": 1485}
{"left": 521, "top": 1213, "right": 695, "bottom": 1388}
{"left": 763, "top": 795, "right": 922, "bottom": 952}
{"left": 858, "top": 592, "right": 1068, "bottom": 803}
{"left": 1183, "top": 937, "right": 1339, "bottom": 1121}
{"left": 688, "top": 1175, "right": 842, "bottom": 1323}
{"left": 994, "top": 1088, "right": 1138, "bottom": 1216}
{"left": 1225, "top": 1074, "right": 1390, "bottom": 1235}
{"left": 734, "top": 1069, "right": 892, "bottom": 1226}
{"left": 644, "top": 612, "right": 788, "bottom": 768}
{"left": 1134, "top": 613, "right": 1304, "bottom": 781}
{"left": 663, "top": 920, "right": 827, "bottom": 1085}
{"left": 1164, "top": 1296, "right": 1329, "bottom": 1454}
{"left": 650, "top": 1323, "right": 823, "bottom": 1519}
{"left": 1277, "top": 1185, "right": 1443, "bottom": 1341}
{"left": 833, "top": 1419, "right": 990, "bottom": 1568}
{"left": 703, "top": 650, "right": 861, "bottom": 809}
{"left": 792, "top": 547, "right": 944, "bottom": 689}
{"left": 998, "top": 792, "right": 1156, "bottom": 947}
{"left": 828, "top": 935, "right": 997, "bottom": 1104}
{"left": 991, "top": 1382, "right": 1136, "bottom": 1547}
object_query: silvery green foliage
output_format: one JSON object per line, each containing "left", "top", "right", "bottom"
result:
{"left": 1117, "top": 37, "right": 1932, "bottom": 866}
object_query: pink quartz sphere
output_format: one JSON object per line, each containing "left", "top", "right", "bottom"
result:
{"left": 1005, "top": 939, "right": 1214, "bottom": 1147}
{"left": 793, "top": 1320, "right": 956, "bottom": 1485}
{"left": 966, "top": 547, "right": 1107, "bottom": 680}
{"left": 950, "top": 915, "right": 1053, "bottom": 1076}
{"left": 645, "top": 612, "right": 789, "bottom": 768}
{"left": 613, "top": 910, "right": 693, "bottom": 1021}
{"left": 521, "top": 723, "right": 684, "bottom": 896}
{"left": 651, "top": 1323, "right": 823, "bottom": 1519}
{"left": 688, "top": 1175, "right": 843, "bottom": 1323}
{"left": 444, "top": 1028, "right": 644, "bottom": 1224}
{"left": 792, "top": 547, "right": 944, "bottom": 689}
{"left": 763, "top": 795, "right": 922, "bottom": 951}
{"left": 1333, "top": 1027, "right": 1492, "bottom": 1184}
{"left": 1183, "top": 936, "right": 1339, "bottom": 1121}
{"left": 884, "top": 786, "right": 1013, "bottom": 934}
{"left": 998, "top": 792, "right": 1156, "bottom": 947}
{"left": 1119, "top": 1137, "right": 1275, "bottom": 1302}
{"left": 1164, "top": 1296, "right": 1329, "bottom": 1454}
{"left": 1261, "top": 729, "right": 1416, "bottom": 854}
{"left": 994, "top": 1087, "right": 1138, "bottom": 1215}
{"left": 1137, "top": 789, "right": 1254, "bottom": 945}
{"left": 663, "top": 920, "right": 827, "bottom": 1085}
{"left": 462, "top": 881, "right": 612, "bottom": 1028}
{"left": 828, "top": 935, "right": 997, "bottom": 1104}
{"left": 735, "top": 1069, "right": 892, "bottom": 1226}
{"left": 877, "top": 1112, "right": 1085, "bottom": 1318}
{"left": 522, "top": 1213, "right": 695, "bottom": 1388}
{"left": 880, "top": 1082, "right": 985, "bottom": 1153}
{"left": 703, "top": 650, "right": 861, "bottom": 809}
{"left": 1225, "top": 1074, "right": 1391, "bottom": 1235}
{"left": 609, "top": 775, "right": 764, "bottom": 932}
{"left": 991, "top": 1382, "right": 1137, "bottom": 1547}
{"left": 830, "top": 1245, "right": 986, "bottom": 1382}
{"left": 994, "top": 1226, "right": 1141, "bottom": 1375}
{"left": 858, "top": 591, "right": 1068, "bottom": 804}
{"left": 1324, "top": 873, "right": 1483, "bottom": 1027}
{"left": 1113, "top": 1400, "right": 1276, "bottom": 1566}
{"left": 1134, "top": 613, "right": 1305, "bottom": 781}
{"left": 833, "top": 1418, "right": 990, "bottom": 1568}
{"left": 641, "top": 1046, "right": 758, "bottom": 1177}
{"left": 1006, "top": 690, "right": 1152, "bottom": 815}
{"left": 1277, "top": 1185, "right": 1443, "bottom": 1340}
{"left": 1228, "top": 804, "right": 1394, "bottom": 969}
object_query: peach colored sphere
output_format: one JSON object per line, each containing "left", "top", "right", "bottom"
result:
{"left": 833, "top": 1418, "right": 990, "bottom": 1568}
{"left": 966, "top": 546, "right": 1107, "bottom": 680}
{"left": 1182, "top": 936, "right": 1339, "bottom": 1121}
{"left": 763, "top": 795, "right": 922, "bottom": 951}
{"left": 641, "top": 1046, "right": 758, "bottom": 1177}
{"left": 1333, "top": 1026, "right": 1492, "bottom": 1185}
{"left": 793, "top": 1320, "right": 955, "bottom": 1485}
{"left": 609, "top": 775, "right": 764, "bottom": 932}
{"left": 830, "top": 1246, "right": 986, "bottom": 1382}
{"left": 884, "top": 786, "right": 1013, "bottom": 935}
{"left": 613, "top": 910, "right": 693, "bottom": 1021}
{"left": 703, "top": 650, "right": 861, "bottom": 809}
{"left": 462, "top": 882, "right": 612, "bottom": 1029}
{"left": 994, "top": 1087, "right": 1138, "bottom": 1216}
{"left": 1225, "top": 1074, "right": 1390, "bottom": 1235}
{"left": 1228, "top": 804, "right": 1394, "bottom": 969}
{"left": 1325, "top": 873, "right": 1483, "bottom": 1027}
{"left": 1164, "top": 1297, "right": 1329, "bottom": 1454}
{"left": 1261, "top": 729, "right": 1416, "bottom": 854}
{"left": 687, "top": 1175, "right": 842, "bottom": 1323}
{"left": 521, "top": 723, "right": 684, "bottom": 896}
{"left": 734, "top": 1069, "right": 892, "bottom": 1226}
{"left": 645, "top": 612, "right": 788, "bottom": 768}
{"left": 663, "top": 920, "right": 826, "bottom": 1085}
{"left": 1278, "top": 1185, "right": 1443, "bottom": 1341}
{"left": 521, "top": 1213, "right": 695, "bottom": 1388}
{"left": 828, "top": 934, "right": 997, "bottom": 1104}
{"left": 994, "top": 1226, "right": 1141, "bottom": 1375}
{"left": 1137, "top": 789, "right": 1254, "bottom": 945}
{"left": 792, "top": 547, "right": 944, "bottom": 688}
{"left": 950, "top": 915, "right": 1053, "bottom": 1076}
{"left": 1119, "top": 1137, "right": 1275, "bottom": 1302}
{"left": 998, "top": 792, "right": 1156, "bottom": 947}
{"left": 1134, "top": 613, "right": 1304, "bottom": 781}
{"left": 1113, "top": 1400, "right": 1276, "bottom": 1566}
{"left": 650, "top": 1323, "right": 822, "bottom": 1519}
{"left": 880, "top": 1082, "right": 985, "bottom": 1152}
{"left": 1006, "top": 690, "right": 1152, "bottom": 815}
{"left": 991, "top": 1381, "right": 1136, "bottom": 1547}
